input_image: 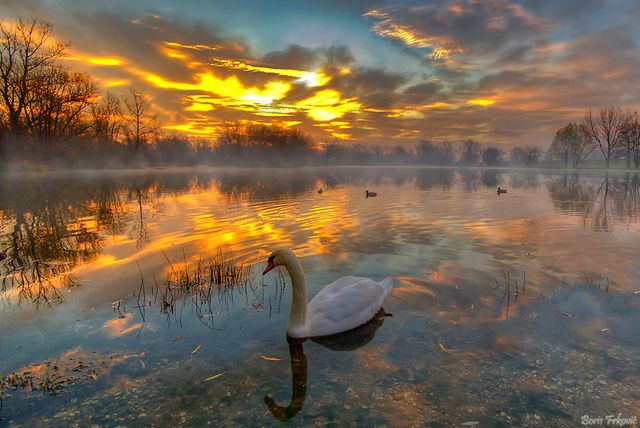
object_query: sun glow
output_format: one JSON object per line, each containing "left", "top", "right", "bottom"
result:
{"left": 296, "top": 90, "right": 361, "bottom": 121}
{"left": 86, "top": 57, "right": 123, "bottom": 66}
{"left": 467, "top": 99, "right": 496, "bottom": 106}
{"left": 211, "top": 58, "right": 330, "bottom": 87}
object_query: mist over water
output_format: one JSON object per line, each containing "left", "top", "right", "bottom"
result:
{"left": 0, "top": 167, "right": 639, "bottom": 426}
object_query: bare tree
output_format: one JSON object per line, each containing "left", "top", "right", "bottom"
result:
{"left": 416, "top": 140, "right": 457, "bottom": 165}
{"left": 218, "top": 120, "right": 243, "bottom": 146}
{"left": 621, "top": 111, "right": 640, "bottom": 169}
{"left": 24, "top": 67, "right": 98, "bottom": 139}
{"left": 510, "top": 145, "right": 541, "bottom": 165}
{"left": 550, "top": 122, "right": 591, "bottom": 168}
{"left": 122, "top": 88, "right": 158, "bottom": 150}
{"left": 482, "top": 146, "right": 504, "bottom": 166}
{"left": 549, "top": 125, "right": 572, "bottom": 167}
{"left": 0, "top": 18, "right": 67, "bottom": 133}
{"left": 460, "top": 139, "right": 482, "bottom": 165}
{"left": 439, "top": 141, "right": 456, "bottom": 165}
{"left": 583, "top": 106, "right": 625, "bottom": 169}
{"left": 92, "top": 92, "right": 123, "bottom": 150}
{"left": 568, "top": 124, "right": 591, "bottom": 168}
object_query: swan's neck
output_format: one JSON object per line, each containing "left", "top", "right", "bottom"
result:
{"left": 284, "top": 255, "right": 307, "bottom": 334}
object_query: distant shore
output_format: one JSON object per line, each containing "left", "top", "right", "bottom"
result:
{"left": 1, "top": 162, "right": 639, "bottom": 178}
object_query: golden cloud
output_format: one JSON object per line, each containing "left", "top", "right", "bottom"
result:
{"left": 210, "top": 58, "right": 331, "bottom": 87}
{"left": 296, "top": 89, "right": 361, "bottom": 121}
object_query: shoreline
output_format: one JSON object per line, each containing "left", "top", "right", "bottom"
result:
{"left": 1, "top": 163, "right": 640, "bottom": 178}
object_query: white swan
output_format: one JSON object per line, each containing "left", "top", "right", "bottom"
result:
{"left": 262, "top": 248, "right": 393, "bottom": 338}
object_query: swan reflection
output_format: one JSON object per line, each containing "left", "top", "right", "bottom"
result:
{"left": 264, "top": 309, "right": 389, "bottom": 421}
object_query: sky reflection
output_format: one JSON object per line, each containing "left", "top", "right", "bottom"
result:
{"left": 1, "top": 168, "right": 640, "bottom": 424}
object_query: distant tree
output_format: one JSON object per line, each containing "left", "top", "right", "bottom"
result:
{"left": 244, "top": 123, "right": 313, "bottom": 153}
{"left": 621, "top": 111, "right": 640, "bottom": 169}
{"left": 583, "top": 106, "right": 625, "bottom": 169}
{"left": 214, "top": 122, "right": 314, "bottom": 165}
{"left": 218, "top": 120, "right": 243, "bottom": 146}
{"left": 460, "top": 139, "right": 482, "bottom": 165}
{"left": 122, "top": 88, "right": 158, "bottom": 150}
{"left": 416, "top": 140, "right": 456, "bottom": 165}
{"left": 92, "top": 92, "right": 123, "bottom": 150}
{"left": 439, "top": 141, "right": 456, "bottom": 165}
{"left": 510, "top": 145, "right": 541, "bottom": 165}
{"left": 154, "top": 134, "right": 195, "bottom": 165}
{"left": 391, "top": 145, "right": 408, "bottom": 164}
{"left": 550, "top": 122, "right": 591, "bottom": 168}
{"left": 482, "top": 146, "right": 504, "bottom": 166}
{"left": 568, "top": 124, "right": 591, "bottom": 168}
{"left": 0, "top": 18, "right": 67, "bottom": 134}
{"left": 416, "top": 140, "right": 438, "bottom": 164}
{"left": 549, "top": 125, "right": 572, "bottom": 167}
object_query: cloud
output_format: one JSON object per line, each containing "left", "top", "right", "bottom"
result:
{"left": 364, "top": 0, "right": 546, "bottom": 60}
{"left": 402, "top": 82, "right": 443, "bottom": 104}
{"left": 262, "top": 44, "right": 317, "bottom": 69}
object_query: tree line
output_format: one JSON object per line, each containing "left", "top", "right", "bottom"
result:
{"left": 548, "top": 106, "right": 640, "bottom": 169}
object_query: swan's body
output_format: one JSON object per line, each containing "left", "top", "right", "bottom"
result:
{"left": 263, "top": 249, "right": 393, "bottom": 338}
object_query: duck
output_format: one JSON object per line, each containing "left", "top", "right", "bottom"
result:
{"left": 262, "top": 248, "right": 393, "bottom": 338}
{"left": 365, "top": 190, "right": 377, "bottom": 197}
{"left": 317, "top": 188, "right": 323, "bottom": 194}
{"left": 497, "top": 187, "right": 507, "bottom": 194}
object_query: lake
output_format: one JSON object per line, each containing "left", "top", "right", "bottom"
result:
{"left": 0, "top": 167, "right": 639, "bottom": 426}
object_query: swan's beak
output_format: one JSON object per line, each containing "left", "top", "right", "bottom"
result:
{"left": 263, "top": 260, "right": 275, "bottom": 275}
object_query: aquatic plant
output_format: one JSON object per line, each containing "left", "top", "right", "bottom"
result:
{"left": 492, "top": 269, "right": 527, "bottom": 320}
{"left": 159, "top": 248, "right": 255, "bottom": 328}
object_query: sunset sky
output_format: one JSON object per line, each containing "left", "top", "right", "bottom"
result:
{"left": 3, "top": 0, "right": 639, "bottom": 147}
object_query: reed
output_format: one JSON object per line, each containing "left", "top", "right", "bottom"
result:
{"left": 492, "top": 269, "right": 527, "bottom": 320}
{"left": 159, "top": 247, "right": 254, "bottom": 328}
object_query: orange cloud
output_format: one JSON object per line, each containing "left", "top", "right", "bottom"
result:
{"left": 102, "top": 313, "right": 144, "bottom": 337}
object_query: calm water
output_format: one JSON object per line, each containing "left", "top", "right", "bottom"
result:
{"left": 0, "top": 167, "right": 639, "bottom": 426}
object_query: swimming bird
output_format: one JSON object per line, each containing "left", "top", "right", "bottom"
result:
{"left": 365, "top": 190, "right": 377, "bottom": 197}
{"left": 262, "top": 248, "right": 393, "bottom": 338}
{"left": 317, "top": 188, "right": 323, "bottom": 194}
{"left": 497, "top": 187, "right": 507, "bottom": 194}
{"left": 264, "top": 313, "right": 389, "bottom": 421}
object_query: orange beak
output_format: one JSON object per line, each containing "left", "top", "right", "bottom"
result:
{"left": 263, "top": 260, "right": 275, "bottom": 275}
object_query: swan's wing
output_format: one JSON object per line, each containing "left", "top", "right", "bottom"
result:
{"left": 306, "top": 278, "right": 387, "bottom": 337}
{"left": 315, "top": 275, "right": 371, "bottom": 297}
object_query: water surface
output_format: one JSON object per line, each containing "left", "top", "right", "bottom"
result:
{"left": 1, "top": 167, "right": 639, "bottom": 426}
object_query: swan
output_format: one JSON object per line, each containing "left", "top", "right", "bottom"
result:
{"left": 264, "top": 313, "right": 389, "bottom": 421}
{"left": 262, "top": 248, "right": 393, "bottom": 338}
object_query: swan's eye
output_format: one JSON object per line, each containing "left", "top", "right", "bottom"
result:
{"left": 268, "top": 255, "right": 275, "bottom": 263}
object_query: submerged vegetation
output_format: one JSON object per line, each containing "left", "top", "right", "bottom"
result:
{"left": 492, "top": 270, "right": 527, "bottom": 321}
